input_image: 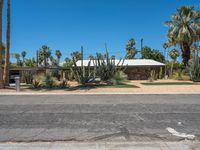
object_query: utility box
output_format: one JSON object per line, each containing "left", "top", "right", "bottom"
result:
{"left": 0, "top": 68, "right": 3, "bottom": 88}
{"left": 15, "top": 76, "right": 20, "bottom": 92}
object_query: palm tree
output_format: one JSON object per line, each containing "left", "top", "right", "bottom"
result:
{"left": 126, "top": 38, "right": 137, "bottom": 59}
{"left": 89, "top": 55, "right": 94, "bottom": 60}
{"left": 39, "top": 45, "right": 51, "bottom": 67}
{"left": 3, "top": 0, "right": 10, "bottom": 86}
{"left": 55, "top": 50, "right": 62, "bottom": 65}
{"left": 0, "top": 0, "right": 4, "bottom": 88}
{"left": 21, "top": 51, "right": 27, "bottom": 66}
{"left": 14, "top": 53, "right": 20, "bottom": 62}
{"left": 169, "top": 48, "right": 180, "bottom": 76}
{"left": 165, "top": 6, "right": 200, "bottom": 66}
{"left": 71, "top": 51, "right": 82, "bottom": 61}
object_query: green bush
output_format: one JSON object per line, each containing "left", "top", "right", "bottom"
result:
{"left": 188, "top": 55, "right": 200, "bottom": 82}
{"left": 44, "top": 74, "right": 55, "bottom": 88}
{"left": 111, "top": 71, "right": 128, "bottom": 85}
{"left": 23, "top": 72, "right": 33, "bottom": 84}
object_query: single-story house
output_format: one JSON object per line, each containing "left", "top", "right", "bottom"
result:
{"left": 7, "top": 59, "right": 165, "bottom": 83}
{"left": 76, "top": 59, "right": 165, "bottom": 80}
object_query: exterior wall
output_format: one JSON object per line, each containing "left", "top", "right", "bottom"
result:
{"left": 124, "top": 66, "right": 164, "bottom": 80}
{"left": 0, "top": 68, "right": 3, "bottom": 88}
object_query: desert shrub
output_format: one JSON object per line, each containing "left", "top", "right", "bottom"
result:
{"left": 188, "top": 55, "right": 200, "bottom": 82}
{"left": 23, "top": 72, "right": 33, "bottom": 84}
{"left": 111, "top": 71, "right": 128, "bottom": 85}
{"left": 51, "top": 69, "right": 61, "bottom": 80}
{"left": 44, "top": 74, "right": 55, "bottom": 88}
{"left": 32, "top": 75, "right": 43, "bottom": 88}
{"left": 58, "top": 79, "right": 69, "bottom": 88}
{"left": 148, "top": 70, "right": 157, "bottom": 82}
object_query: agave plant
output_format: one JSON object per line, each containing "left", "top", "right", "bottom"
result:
{"left": 188, "top": 54, "right": 200, "bottom": 82}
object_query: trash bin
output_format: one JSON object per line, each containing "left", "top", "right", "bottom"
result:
{"left": 15, "top": 76, "right": 20, "bottom": 92}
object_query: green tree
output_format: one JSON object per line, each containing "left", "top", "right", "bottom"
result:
{"left": 126, "top": 38, "right": 137, "bottom": 59}
{"left": 165, "top": 6, "right": 200, "bottom": 65}
{"left": 25, "top": 58, "right": 36, "bottom": 67}
{"left": 55, "top": 50, "right": 62, "bottom": 65}
{"left": 141, "top": 46, "right": 165, "bottom": 63}
{"left": 21, "top": 51, "right": 27, "bottom": 66}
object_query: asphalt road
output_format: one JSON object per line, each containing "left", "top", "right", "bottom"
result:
{"left": 0, "top": 94, "right": 200, "bottom": 142}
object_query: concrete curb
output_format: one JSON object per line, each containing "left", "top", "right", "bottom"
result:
{"left": 0, "top": 92, "right": 200, "bottom": 95}
{"left": 0, "top": 141, "right": 199, "bottom": 150}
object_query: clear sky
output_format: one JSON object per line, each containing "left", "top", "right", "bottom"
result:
{"left": 2, "top": 0, "right": 200, "bottom": 62}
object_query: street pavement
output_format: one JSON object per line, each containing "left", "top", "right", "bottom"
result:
{"left": 0, "top": 94, "right": 200, "bottom": 149}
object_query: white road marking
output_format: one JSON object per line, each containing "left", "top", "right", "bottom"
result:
{"left": 166, "top": 127, "right": 195, "bottom": 140}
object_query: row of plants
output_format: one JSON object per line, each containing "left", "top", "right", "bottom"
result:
{"left": 71, "top": 47, "right": 128, "bottom": 86}
{"left": 31, "top": 74, "right": 68, "bottom": 89}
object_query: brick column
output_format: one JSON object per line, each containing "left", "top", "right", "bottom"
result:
{"left": 0, "top": 68, "right": 3, "bottom": 88}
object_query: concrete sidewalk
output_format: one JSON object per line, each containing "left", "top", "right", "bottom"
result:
{"left": 0, "top": 141, "right": 199, "bottom": 150}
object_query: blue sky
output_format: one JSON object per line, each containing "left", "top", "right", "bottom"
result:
{"left": 2, "top": 0, "right": 200, "bottom": 62}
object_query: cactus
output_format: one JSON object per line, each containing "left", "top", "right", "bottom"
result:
{"left": 149, "top": 70, "right": 156, "bottom": 82}
{"left": 71, "top": 46, "right": 94, "bottom": 85}
{"left": 93, "top": 45, "right": 124, "bottom": 82}
{"left": 188, "top": 54, "right": 200, "bottom": 82}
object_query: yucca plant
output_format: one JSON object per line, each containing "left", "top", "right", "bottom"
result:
{"left": 188, "top": 54, "right": 200, "bottom": 82}
{"left": 32, "top": 75, "right": 43, "bottom": 89}
{"left": 111, "top": 71, "right": 128, "bottom": 85}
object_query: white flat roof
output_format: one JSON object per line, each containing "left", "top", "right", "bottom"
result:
{"left": 76, "top": 59, "right": 165, "bottom": 67}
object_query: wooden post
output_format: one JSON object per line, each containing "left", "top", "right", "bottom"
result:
{"left": 0, "top": 68, "right": 3, "bottom": 88}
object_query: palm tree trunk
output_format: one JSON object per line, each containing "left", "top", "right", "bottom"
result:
{"left": 3, "top": 0, "right": 10, "bottom": 86}
{"left": 181, "top": 42, "right": 191, "bottom": 66}
{"left": 170, "top": 61, "right": 174, "bottom": 77}
{"left": 0, "top": 0, "right": 4, "bottom": 89}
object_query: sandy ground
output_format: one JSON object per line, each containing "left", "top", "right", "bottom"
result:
{"left": 0, "top": 80, "right": 200, "bottom": 94}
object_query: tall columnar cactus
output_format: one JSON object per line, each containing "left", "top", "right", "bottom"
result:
{"left": 71, "top": 47, "right": 94, "bottom": 85}
{"left": 93, "top": 45, "right": 124, "bottom": 81}
{"left": 188, "top": 54, "right": 200, "bottom": 82}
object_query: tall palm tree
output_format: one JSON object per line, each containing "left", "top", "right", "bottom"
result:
{"left": 165, "top": 6, "right": 200, "bottom": 66}
{"left": 0, "top": 0, "right": 3, "bottom": 88}
{"left": 0, "top": 0, "right": 3, "bottom": 65}
{"left": 169, "top": 48, "right": 180, "bottom": 75}
{"left": 55, "top": 50, "right": 62, "bottom": 65}
{"left": 39, "top": 45, "right": 51, "bottom": 67}
{"left": 3, "top": 0, "right": 10, "bottom": 86}
{"left": 71, "top": 51, "right": 82, "bottom": 61}
{"left": 126, "top": 38, "right": 137, "bottom": 59}
{"left": 21, "top": 51, "right": 27, "bottom": 66}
